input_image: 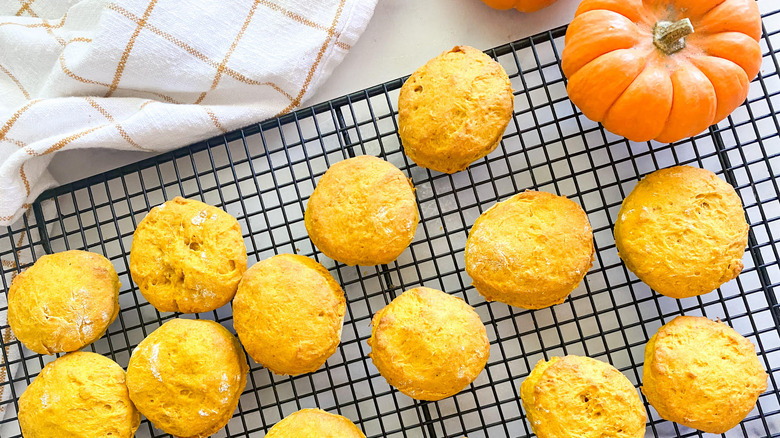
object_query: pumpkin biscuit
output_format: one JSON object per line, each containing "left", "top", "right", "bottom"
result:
{"left": 465, "top": 191, "right": 594, "bottom": 309}
{"left": 8, "top": 250, "right": 120, "bottom": 355}
{"left": 614, "top": 166, "right": 748, "bottom": 298}
{"left": 233, "top": 254, "right": 346, "bottom": 375}
{"left": 398, "top": 45, "right": 514, "bottom": 174}
{"left": 305, "top": 155, "right": 419, "bottom": 266}
{"left": 368, "top": 287, "right": 490, "bottom": 401}
{"left": 643, "top": 316, "right": 767, "bottom": 434}
{"left": 266, "top": 409, "right": 366, "bottom": 437}
{"left": 126, "top": 319, "right": 248, "bottom": 438}
{"left": 520, "top": 355, "right": 646, "bottom": 438}
{"left": 18, "top": 352, "right": 140, "bottom": 438}
{"left": 129, "top": 196, "right": 247, "bottom": 313}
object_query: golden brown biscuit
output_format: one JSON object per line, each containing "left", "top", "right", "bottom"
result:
{"left": 265, "top": 409, "right": 366, "bottom": 437}
{"left": 126, "top": 318, "right": 248, "bottom": 438}
{"left": 305, "top": 156, "right": 419, "bottom": 266}
{"left": 8, "top": 250, "right": 120, "bottom": 355}
{"left": 398, "top": 45, "right": 514, "bottom": 173}
{"left": 643, "top": 316, "right": 767, "bottom": 433}
{"left": 18, "top": 352, "right": 140, "bottom": 438}
{"left": 465, "top": 191, "right": 594, "bottom": 309}
{"left": 233, "top": 254, "right": 345, "bottom": 375}
{"left": 129, "top": 196, "right": 247, "bottom": 313}
{"left": 520, "top": 355, "right": 646, "bottom": 438}
{"left": 368, "top": 287, "right": 489, "bottom": 401}
{"left": 614, "top": 166, "right": 748, "bottom": 298}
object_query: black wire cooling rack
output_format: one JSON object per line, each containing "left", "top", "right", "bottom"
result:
{"left": 3, "top": 4, "right": 780, "bottom": 438}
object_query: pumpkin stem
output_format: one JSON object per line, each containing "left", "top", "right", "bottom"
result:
{"left": 653, "top": 18, "right": 695, "bottom": 55}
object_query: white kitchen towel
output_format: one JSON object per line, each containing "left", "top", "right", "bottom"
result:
{"left": 0, "top": 0, "right": 377, "bottom": 226}
{"left": 0, "top": 0, "right": 376, "bottom": 423}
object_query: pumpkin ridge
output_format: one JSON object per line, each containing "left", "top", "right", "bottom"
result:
{"left": 682, "top": 61, "right": 718, "bottom": 119}
{"left": 574, "top": 0, "right": 645, "bottom": 24}
{"left": 689, "top": 55, "right": 750, "bottom": 122}
{"left": 655, "top": 64, "right": 717, "bottom": 143}
{"left": 696, "top": 0, "right": 762, "bottom": 41}
{"left": 567, "top": 48, "right": 648, "bottom": 122}
{"left": 655, "top": 72, "right": 683, "bottom": 138}
{"left": 694, "top": 31, "right": 762, "bottom": 79}
{"left": 614, "top": 56, "right": 654, "bottom": 114}
{"left": 561, "top": 9, "right": 645, "bottom": 77}
{"left": 691, "top": 0, "right": 730, "bottom": 23}
{"left": 702, "top": 52, "right": 752, "bottom": 80}
{"left": 603, "top": 59, "right": 674, "bottom": 141}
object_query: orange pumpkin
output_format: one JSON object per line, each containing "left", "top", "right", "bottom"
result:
{"left": 561, "top": 0, "right": 763, "bottom": 143}
{"left": 480, "top": 0, "right": 558, "bottom": 13}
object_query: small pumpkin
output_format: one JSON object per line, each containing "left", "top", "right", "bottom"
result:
{"left": 480, "top": 0, "right": 558, "bottom": 13}
{"left": 561, "top": 0, "right": 762, "bottom": 143}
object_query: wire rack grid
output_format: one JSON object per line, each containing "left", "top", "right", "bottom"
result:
{"left": 2, "top": 3, "right": 780, "bottom": 437}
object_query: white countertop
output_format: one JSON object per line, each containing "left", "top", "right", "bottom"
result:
{"left": 48, "top": 0, "right": 579, "bottom": 185}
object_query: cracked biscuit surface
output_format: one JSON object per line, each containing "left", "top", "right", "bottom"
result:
{"left": 129, "top": 196, "right": 247, "bottom": 313}
{"left": 614, "top": 166, "right": 748, "bottom": 298}
{"left": 305, "top": 156, "right": 418, "bottom": 266}
{"left": 233, "top": 254, "right": 346, "bottom": 376}
{"left": 643, "top": 316, "right": 767, "bottom": 433}
{"left": 398, "top": 45, "right": 514, "bottom": 174}
{"left": 520, "top": 355, "right": 646, "bottom": 438}
{"left": 18, "top": 352, "right": 140, "bottom": 438}
{"left": 368, "top": 287, "right": 489, "bottom": 401}
{"left": 126, "top": 318, "right": 248, "bottom": 438}
{"left": 465, "top": 191, "right": 594, "bottom": 309}
{"left": 8, "top": 250, "right": 120, "bottom": 355}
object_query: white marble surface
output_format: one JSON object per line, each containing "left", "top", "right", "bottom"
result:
{"left": 49, "top": 0, "right": 580, "bottom": 185}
